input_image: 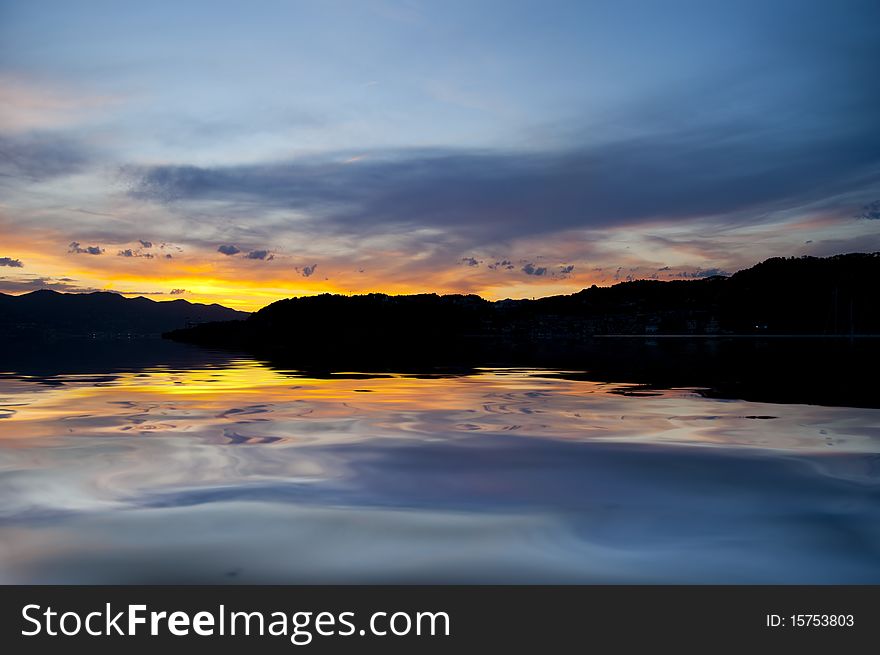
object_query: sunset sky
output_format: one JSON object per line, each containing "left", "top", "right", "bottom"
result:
{"left": 1, "top": 0, "right": 878, "bottom": 311}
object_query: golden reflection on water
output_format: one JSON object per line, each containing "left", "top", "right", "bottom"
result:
{"left": 0, "top": 361, "right": 877, "bottom": 453}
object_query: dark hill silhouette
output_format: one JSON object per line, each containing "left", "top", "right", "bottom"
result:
{"left": 165, "top": 253, "right": 880, "bottom": 360}
{"left": 0, "top": 289, "right": 249, "bottom": 338}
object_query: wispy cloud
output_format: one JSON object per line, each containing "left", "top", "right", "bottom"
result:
{"left": 0, "top": 132, "right": 93, "bottom": 183}
{"left": 123, "top": 110, "right": 880, "bottom": 248}
{"left": 0, "top": 76, "right": 122, "bottom": 133}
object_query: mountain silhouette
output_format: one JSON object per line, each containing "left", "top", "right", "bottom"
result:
{"left": 165, "top": 253, "right": 880, "bottom": 360}
{"left": 0, "top": 289, "right": 249, "bottom": 339}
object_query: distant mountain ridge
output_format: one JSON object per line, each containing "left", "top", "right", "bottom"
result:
{"left": 0, "top": 289, "right": 249, "bottom": 338}
{"left": 164, "top": 253, "right": 880, "bottom": 366}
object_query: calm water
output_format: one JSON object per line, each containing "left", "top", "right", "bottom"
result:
{"left": 1, "top": 341, "right": 879, "bottom": 583}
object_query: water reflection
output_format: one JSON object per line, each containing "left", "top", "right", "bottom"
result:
{"left": 1, "top": 343, "right": 878, "bottom": 583}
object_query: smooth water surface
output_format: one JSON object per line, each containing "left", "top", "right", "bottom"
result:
{"left": 1, "top": 341, "right": 878, "bottom": 583}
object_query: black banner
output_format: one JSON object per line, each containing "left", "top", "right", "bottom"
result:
{"left": 0, "top": 586, "right": 876, "bottom": 652}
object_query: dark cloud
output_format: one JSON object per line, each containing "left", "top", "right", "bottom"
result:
{"left": 857, "top": 200, "right": 880, "bottom": 220}
{"left": 68, "top": 242, "right": 104, "bottom": 255}
{"left": 460, "top": 257, "right": 479, "bottom": 267}
{"left": 559, "top": 265, "right": 575, "bottom": 276}
{"left": 522, "top": 263, "right": 547, "bottom": 276}
{"left": 118, "top": 248, "right": 154, "bottom": 259}
{"left": 139, "top": 240, "right": 153, "bottom": 248}
{"left": 123, "top": 100, "right": 880, "bottom": 246}
{"left": 0, "top": 257, "right": 23, "bottom": 267}
{"left": 217, "top": 244, "right": 240, "bottom": 255}
{"left": 0, "top": 132, "right": 92, "bottom": 183}
{"left": 301, "top": 264, "right": 317, "bottom": 277}
{"left": 245, "top": 249, "right": 270, "bottom": 260}
{"left": 169, "top": 288, "right": 186, "bottom": 295}
{"left": 488, "top": 259, "right": 514, "bottom": 271}
{"left": 696, "top": 268, "right": 729, "bottom": 278}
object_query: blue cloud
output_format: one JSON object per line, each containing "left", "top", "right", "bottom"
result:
{"left": 857, "top": 201, "right": 880, "bottom": 220}
{"left": 0, "top": 133, "right": 92, "bottom": 183}
{"left": 125, "top": 104, "right": 880, "bottom": 246}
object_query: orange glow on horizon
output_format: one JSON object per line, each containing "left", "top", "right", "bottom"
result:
{"left": 7, "top": 206, "right": 856, "bottom": 312}
{"left": 0, "top": 225, "right": 612, "bottom": 311}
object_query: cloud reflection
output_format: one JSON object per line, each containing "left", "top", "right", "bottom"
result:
{"left": 0, "top": 358, "right": 879, "bottom": 583}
